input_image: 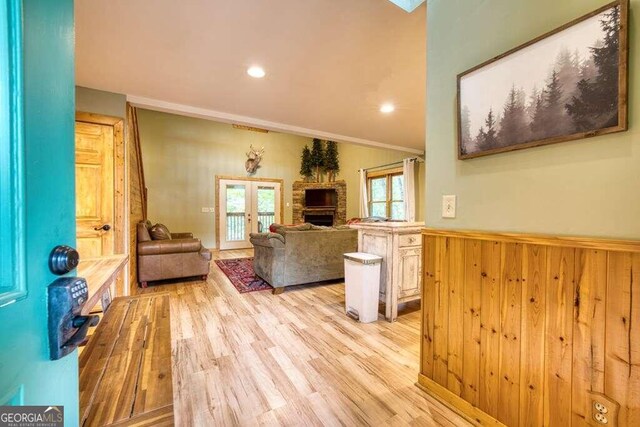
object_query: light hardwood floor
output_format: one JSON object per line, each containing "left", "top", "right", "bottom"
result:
{"left": 139, "top": 249, "right": 471, "bottom": 426}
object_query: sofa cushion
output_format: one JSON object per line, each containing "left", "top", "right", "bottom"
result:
{"left": 249, "top": 232, "right": 285, "bottom": 248}
{"left": 272, "top": 223, "right": 313, "bottom": 236}
{"left": 269, "top": 223, "right": 294, "bottom": 233}
{"left": 150, "top": 223, "right": 172, "bottom": 240}
{"left": 138, "top": 238, "right": 202, "bottom": 255}
{"left": 334, "top": 225, "right": 352, "bottom": 230}
{"left": 310, "top": 225, "right": 334, "bottom": 231}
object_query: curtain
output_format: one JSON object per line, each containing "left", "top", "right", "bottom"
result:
{"left": 359, "top": 169, "right": 369, "bottom": 218}
{"left": 403, "top": 158, "right": 416, "bottom": 222}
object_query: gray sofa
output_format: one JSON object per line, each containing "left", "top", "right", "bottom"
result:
{"left": 249, "top": 224, "right": 357, "bottom": 294}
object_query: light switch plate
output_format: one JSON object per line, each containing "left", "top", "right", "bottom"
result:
{"left": 442, "top": 195, "right": 456, "bottom": 219}
{"left": 201, "top": 207, "right": 210, "bottom": 213}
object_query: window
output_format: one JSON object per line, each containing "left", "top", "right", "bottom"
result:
{"left": 367, "top": 167, "right": 405, "bottom": 220}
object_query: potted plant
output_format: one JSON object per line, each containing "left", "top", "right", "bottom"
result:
{"left": 324, "top": 140, "right": 339, "bottom": 182}
{"left": 300, "top": 145, "right": 313, "bottom": 182}
{"left": 310, "top": 138, "right": 325, "bottom": 182}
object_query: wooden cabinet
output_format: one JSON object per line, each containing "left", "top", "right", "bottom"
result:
{"left": 397, "top": 247, "right": 421, "bottom": 299}
{"left": 350, "top": 222, "right": 424, "bottom": 321}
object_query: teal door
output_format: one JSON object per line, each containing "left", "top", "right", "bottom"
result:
{"left": 0, "top": 0, "right": 78, "bottom": 425}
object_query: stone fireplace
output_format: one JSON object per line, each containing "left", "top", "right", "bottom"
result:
{"left": 292, "top": 180, "right": 347, "bottom": 226}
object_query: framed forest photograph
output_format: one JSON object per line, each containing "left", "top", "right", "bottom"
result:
{"left": 457, "top": 0, "right": 629, "bottom": 159}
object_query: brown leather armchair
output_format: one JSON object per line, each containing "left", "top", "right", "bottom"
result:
{"left": 137, "top": 221, "right": 212, "bottom": 287}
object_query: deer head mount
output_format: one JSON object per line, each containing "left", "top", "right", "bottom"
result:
{"left": 245, "top": 145, "right": 265, "bottom": 175}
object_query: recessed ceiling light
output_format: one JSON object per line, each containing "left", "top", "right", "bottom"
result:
{"left": 380, "top": 103, "right": 395, "bottom": 113}
{"left": 247, "top": 66, "right": 266, "bottom": 78}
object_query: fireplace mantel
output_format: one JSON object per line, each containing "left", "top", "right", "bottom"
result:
{"left": 292, "top": 181, "right": 347, "bottom": 225}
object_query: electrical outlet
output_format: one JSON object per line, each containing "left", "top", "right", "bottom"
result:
{"left": 201, "top": 207, "right": 210, "bottom": 213}
{"left": 594, "top": 401, "right": 608, "bottom": 414}
{"left": 587, "top": 391, "right": 619, "bottom": 427}
{"left": 442, "top": 195, "right": 456, "bottom": 219}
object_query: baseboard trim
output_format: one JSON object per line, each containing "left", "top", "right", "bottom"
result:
{"left": 415, "top": 374, "right": 505, "bottom": 427}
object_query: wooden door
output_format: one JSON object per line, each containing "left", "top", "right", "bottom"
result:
{"left": 75, "top": 121, "right": 115, "bottom": 258}
{"left": 218, "top": 179, "right": 252, "bottom": 250}
{"left": 217, "top": 177, "right": 283, "bottom": 250}
{"left": 251, "top": 181, "right": 281, "bottom": 234}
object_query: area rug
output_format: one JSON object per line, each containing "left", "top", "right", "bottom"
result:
{"left": 214, "top": 257, "right": 273, "bottom": 294}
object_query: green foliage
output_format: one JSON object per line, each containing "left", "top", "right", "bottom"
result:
{"left": 324, "top": 140, "right": 340, "bottom": 181}
{"left": 310, "top": 138, "right": 325, "bottom": 182}
{"left": 300, "top": 145, "right": 313, "bottom": 179}
{"left": 310, "top": 138, "right": 325, "bottom": 167}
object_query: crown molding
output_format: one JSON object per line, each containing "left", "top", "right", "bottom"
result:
{"left": 126, "top": 95, "right": 425, "bottom": 155}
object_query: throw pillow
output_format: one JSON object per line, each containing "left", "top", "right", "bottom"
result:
{"left": 149, "top": 223, "right": 172, "bottom": 240}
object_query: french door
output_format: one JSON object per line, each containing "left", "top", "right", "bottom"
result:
{"left": 218, "top": 178, "right": 282, "bottom": 250}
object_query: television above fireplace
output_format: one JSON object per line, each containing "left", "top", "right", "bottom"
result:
{"left": 305, "top": 189, "right": 337, "bottom": 207}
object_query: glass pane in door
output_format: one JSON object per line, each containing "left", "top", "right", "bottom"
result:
{"left": 225, "top": 184, "right": 246, "bottom": 241}
{"left": 256, "top": 186, "right": 276, "bottom": 233}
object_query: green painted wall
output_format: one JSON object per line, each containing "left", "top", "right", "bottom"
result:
{"left": 75, "top": 86, "right": 126, "bottom": 118}
{"left": 137, "top": 109, "right": 424, "bottom": 248}
{"left": 426, "top": 0, "right": 640, "bottom": 238}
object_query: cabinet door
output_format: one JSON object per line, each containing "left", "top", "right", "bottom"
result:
{"left": 361, "top": 232, "right": 390, "bottom": 297}
{"left": 397, "top": 247, "right": 422, "bottom": 298}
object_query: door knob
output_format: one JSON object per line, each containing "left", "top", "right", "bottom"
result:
{"left": 49, "top": 245, "right": 80, "bottom": 275}
{"left": 94, "top": 224, "right": 111, "bottom": 231}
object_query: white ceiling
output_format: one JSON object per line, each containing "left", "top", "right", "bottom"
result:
{"left": 75, "top": 0, "right": 426, "bottom": 152}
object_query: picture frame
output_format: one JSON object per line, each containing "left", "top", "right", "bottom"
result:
{"left": 457, "top": 0, "right": 629, "bottom": 160}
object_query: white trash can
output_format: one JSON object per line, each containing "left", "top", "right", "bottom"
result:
{"left": 343, "top": 252, "right": 383, "bottom": 323}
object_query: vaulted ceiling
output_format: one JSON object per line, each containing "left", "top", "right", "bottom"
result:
{"left": 75, "top": 0, "right": 426, "bottom": 152}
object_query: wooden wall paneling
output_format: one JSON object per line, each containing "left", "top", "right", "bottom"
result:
{"left": 461, "top": 239, "right": 481, "bottom": 405}
{"left": 497, "top": 242, "right": 522, "bottom": 427}
{"left": 419, "top": 229, "right": 640, "bottom": 427}
{"left": 605, "top": 252, "right": 640, "bottom": 426}
{"left": 433, "top": 236, "right": 450, "bottom": 387}
{"left": 126, "top": 103, "right": 146, "bottom": 294}
{"left": 571, "top": 249, "right": 607, "bottom": 424}
{"left": 544, "top": 246, "right": 575, "bottom": 427}
{"left": 519, "top": 244, "right": 546, "bottom": 426}
{"left": 446, "top": 238, "right": 465, "bottom": 396}
{"left": 421, "top": 228, "right": 640, "bottom": 253}
{"left": 113, "top": 120, "right": 126, "bottom": 296}
{"left": 479, "top": 240, "right": 502, "bottom": 418}
{"left": 421, "top": 235, "right": 436, "bottom": 377}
